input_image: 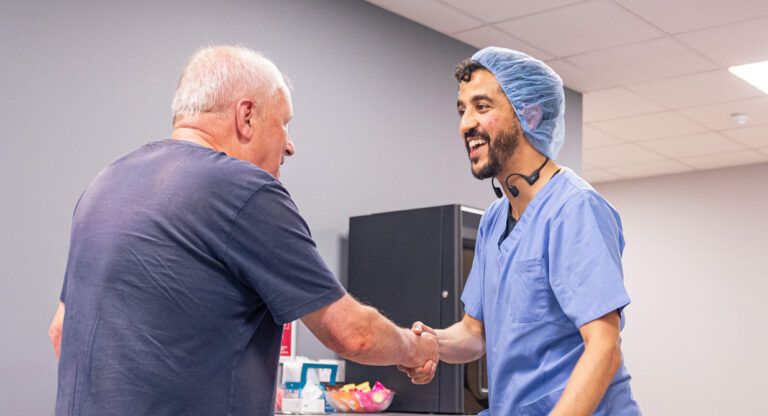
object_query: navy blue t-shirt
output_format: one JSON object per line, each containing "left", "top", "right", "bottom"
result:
{"left": 56, "top": 140, "right": 346, "bottom": 416}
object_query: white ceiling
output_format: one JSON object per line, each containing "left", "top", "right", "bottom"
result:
{"left": 366, "top": 0, "right": 768, "bottom": 183}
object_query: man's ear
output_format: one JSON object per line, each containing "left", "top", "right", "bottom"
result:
{"left": 236, "top": 99, "right": 255, "bottom": 142}
{"left": 521, "top": 105, "right": 542, "bottom": 131}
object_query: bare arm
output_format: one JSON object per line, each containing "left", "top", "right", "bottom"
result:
{"left": 301, "top": 294, "right": 438, "bottom": 369}
{"left": 549, "top": 311, "right": 623, "bottom": 416}
{"left": 398, "top": 313, "right": 485, "bottom": 384}
{"left": 433, "top": 313, "right": 485, "bottom": 363}
{"left": 49, "top": 301, "right": 65, "bottom": 359}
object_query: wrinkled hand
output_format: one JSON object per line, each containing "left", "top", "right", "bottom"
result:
{"left": 398, "top": 321, "right": 438, "bottom": 384}
{"left": 49, "top": 301, "right": 65, "bottom": 359}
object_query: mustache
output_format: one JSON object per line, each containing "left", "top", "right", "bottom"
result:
{"left": 465, "top": 128, "right": 491, "bottom": 141}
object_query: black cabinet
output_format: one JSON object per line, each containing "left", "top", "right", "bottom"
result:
{"left": 345, "top": 205, "right": 488, "bottom": 414}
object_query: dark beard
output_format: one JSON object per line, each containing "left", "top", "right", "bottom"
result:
{"left": 470, "top": 124, "right": 520, "bottom": 179}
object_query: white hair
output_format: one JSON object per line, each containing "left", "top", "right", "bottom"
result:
{"left": 171, "top": 45, "right": 289, "bottom": 117}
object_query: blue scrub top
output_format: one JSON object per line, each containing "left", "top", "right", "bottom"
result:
{"left": 462, "top": 169, "right": 641, "bottom": 415}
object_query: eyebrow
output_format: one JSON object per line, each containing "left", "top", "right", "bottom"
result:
{"left": 457, "top": 94, "right": 496, "bottom": 108}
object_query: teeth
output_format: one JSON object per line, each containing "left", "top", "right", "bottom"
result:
{"left": 468, "top": 138, "right": 486, "bottom": 149}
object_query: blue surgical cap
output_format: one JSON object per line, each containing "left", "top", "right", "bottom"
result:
{"left": 471, "top": 46, "right": 565, "bottom": 159}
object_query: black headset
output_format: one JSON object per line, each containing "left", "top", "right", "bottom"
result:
{"left": 491, "top": 157, "right": 549, "bottom": 198}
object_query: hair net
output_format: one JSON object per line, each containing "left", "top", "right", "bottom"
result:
{"left": 471, "top": 46, "right": 565, "bottom": 159}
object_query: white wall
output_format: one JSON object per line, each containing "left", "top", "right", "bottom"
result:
{"left": 0, "top": 0, "right": 582, "bottom": 414}
{"left": 595, "top": 162, "right": 768, "bottom": 415}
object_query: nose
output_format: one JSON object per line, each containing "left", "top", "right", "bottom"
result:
{"left": 284, "top": 136, "right": 295, "bottom": 157}
{"left": 459, "top": 112, "right": 478, "bottom": 139}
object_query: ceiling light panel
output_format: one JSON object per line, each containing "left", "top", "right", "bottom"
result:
{"left": 730, "top": 61, "right": 768, "bottom": 95}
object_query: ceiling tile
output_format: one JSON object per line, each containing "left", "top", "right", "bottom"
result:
{"left": 589, "top": 111, "right": 708, "bottom": 142}
{"left": 628, "top": 70, "right": 764, "bottom": 109}
{"left": 676, "top": 97, "right": 768, "bottom": 130}
{"left": 453, "top": 26, "right": 553, "bottom": 60}
{"left": 721, "top": 123, "right": 768, "bottom": 149}
{"left": 567, "top": 37, "right": 718, "bottom": 85}
{"left": 676, "top": 17, "right": 768, "bottom": 67}
{"left": 583, "top": 87, "right": 665, "bottom": 122}
{"left": 365, "top": 0, "right": 481, "bottom": 34}
{"left": 637, "top": 132, "right": 746, "bottom": 158}
{"left": 582, "top": 168, "right": 624, "bottom": 183}
{"left": 440, "top": 0, "right": 583, "bottom": 24}
{"left": 679, "top": 150, "right": 768, "bottom": 169}
{"left": 604, "top": 159, "right": 693, "bottom": 179}
{"left": 495, "top": 0, "right": 664, "bottom": 57}
{"left": 615, "top": 0, "right": 768, "bottom": 34}
{"left": 583, "top": 143, "right": 667, "bottom": 168}
{"left": 583, "top": 125, "right": 626, "bottom": 149}
{"left": 545, "top": 59, "right": 617, "bottom": 92}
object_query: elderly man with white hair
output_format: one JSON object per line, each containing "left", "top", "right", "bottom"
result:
{"left": 49, "top": 45, "right": 438, "bottom": 416}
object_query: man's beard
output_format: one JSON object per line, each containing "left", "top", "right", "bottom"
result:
{"left": 468, "top": 124, "right": 520, "bottom": 179}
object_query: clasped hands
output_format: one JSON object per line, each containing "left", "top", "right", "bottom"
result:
{"left": 398, "top": 321, "right": 438, "bottom": 384}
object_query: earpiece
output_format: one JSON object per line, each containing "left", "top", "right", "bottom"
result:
{"left": 491, "top": 178, "right": 503, "bottom": 198}
{"left": 502, "top": 157, "right": 549, "bottom": 199}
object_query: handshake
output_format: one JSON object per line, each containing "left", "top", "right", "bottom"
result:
{"left": 397, "top": 321, "right": 439, "bottom": 385}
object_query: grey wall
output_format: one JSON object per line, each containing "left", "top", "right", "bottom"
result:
{"left": 0, "top": 0, "right": 581, "bottom": 413}
{"left": 595, "top": 163, "right": 768, "bottom": 415}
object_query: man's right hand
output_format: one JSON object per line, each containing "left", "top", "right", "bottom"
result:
{"left": 398, "top": 321, "right": 439, "bottom": 384}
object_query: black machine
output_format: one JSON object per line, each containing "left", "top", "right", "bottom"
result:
{"left": 346, "top": 205, "right": 489, "bottom": 413}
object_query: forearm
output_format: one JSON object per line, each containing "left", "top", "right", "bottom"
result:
{"left": 340, "top": 305, "right": 420, "bottom": 367}
{"left": 302, "top": 295, "right": 435, "bottom": 368}
{"left": 549, "top": 337, "right": 621, "bottom": 415}
{"left": 435, "top": 317, "right": 485, "bottom": 364}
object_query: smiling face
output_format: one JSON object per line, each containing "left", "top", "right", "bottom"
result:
{"left": 457, "top": 69, "right": 523, "bottom": 179}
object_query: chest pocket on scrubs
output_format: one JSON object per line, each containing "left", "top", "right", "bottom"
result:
{"left": 506, "top": 258, "right": 548, "bottom": 323}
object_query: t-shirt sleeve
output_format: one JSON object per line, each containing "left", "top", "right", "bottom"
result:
{"left": 222, "top": 182, "right": 346, "bottom": 325}
{"left": 548, "top": 192, "right": 631, "bottom": 328}
{"left": 461, "top": 217, "right": 486, "bottom": 322}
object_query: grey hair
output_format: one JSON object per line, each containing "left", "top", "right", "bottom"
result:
{"left": 171, "top": 45, "right": 289, "bottom": 117}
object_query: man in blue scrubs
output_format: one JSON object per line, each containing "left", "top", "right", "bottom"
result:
{"left": 400, "top": 47, "right": 641, "bottom": 415}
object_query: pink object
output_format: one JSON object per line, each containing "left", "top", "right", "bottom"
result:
{"left": 275, "top": 387, "right": 285, "bottom": 411}
{"left": 324, "top": 382, "right": 394, "bottom": 412}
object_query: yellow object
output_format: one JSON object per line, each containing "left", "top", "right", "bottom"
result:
{"left": 342, "top": 383, "right": 356, "bottom": 392}
{"left": 355, "top": 382, "right": 371, "bottom": 392}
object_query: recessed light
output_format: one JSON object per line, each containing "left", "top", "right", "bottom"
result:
{"left": 731, "top": 113, "right": 749, "bottom": 125}
{"left": 729, "top": 61, "right": 768, "bottom": 95}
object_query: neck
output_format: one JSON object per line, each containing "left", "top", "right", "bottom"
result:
{"left": 170, "top": 113, "right": 236, "bottom": 155}
{"left": 496, "top": 149, "right": 560, "bottom": 219}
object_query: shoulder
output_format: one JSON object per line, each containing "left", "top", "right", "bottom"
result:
{"left": 553, "top": 169, "right": 619, "bottom": 218}
{"left": 478, "top": 196, "right": 508, "bottom": 230}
